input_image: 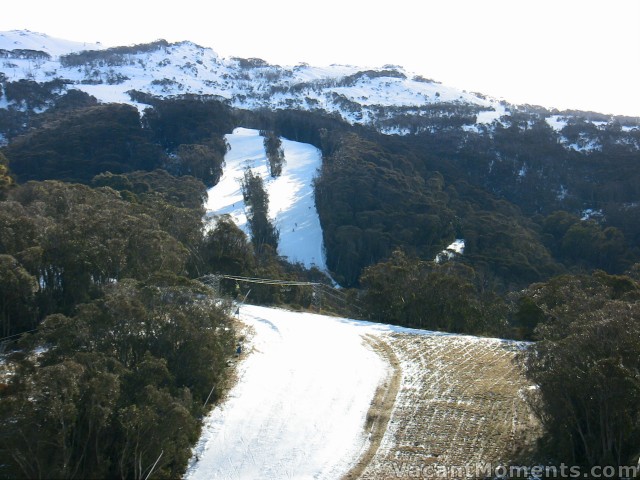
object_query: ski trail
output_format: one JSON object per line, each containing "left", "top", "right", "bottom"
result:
{"left": 205, "top": 128, "right": 327, "bottom": 272}
{"left": 184, "top": 305, "right": 389, "bottom": 480}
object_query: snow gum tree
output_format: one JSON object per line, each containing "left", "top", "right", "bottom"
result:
{"left": 0, "top": 278, "right": 235, "bottom": 479}
{"left": 241, "top": 168, "right": 279, "bottom": 253}
{"left": 261, "top": 130, "right": 285, "bottom": 178}
{"left": 0, "top": 152, "right": 13, "bottom": 199}
{"left": 0, "top": 174, "right": 237, "bottom": 479}
{"left": 360, "top": 249, "right": 507, "bottom": 335}
{"left": 520, "top": 271, "right": 640, "bottom": 468}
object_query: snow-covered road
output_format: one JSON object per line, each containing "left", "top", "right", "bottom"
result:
{"left": 184, "top": 305, "right": 390, "bottom": 480}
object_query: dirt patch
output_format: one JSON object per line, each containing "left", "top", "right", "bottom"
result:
{"left": 358, "top": 332, "right": 541, "bottom": 479}
{"left": 342, "top": 334, "right": 402, "bottom": 480}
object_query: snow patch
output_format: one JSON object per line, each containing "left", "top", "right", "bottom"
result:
{"left": 545, "top": 115, "right": 568, "bottom": 131}
{"left": 581, "top": 208, "right": 604, "bottom": 221}
{"left": 566, "top": 138, "right": 601, "bottom": 152}
{"left": 557, "top": 185, "right": 568, "bottom": 201}
{"left": 435, "top": 239, "right": 465, "bottom": 263}
{"left": 475, "top": 105, "right": 504, "bottom": 125}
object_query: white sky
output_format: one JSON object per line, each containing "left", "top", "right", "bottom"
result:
{"left": 2, "top": 0, "right": 638, "bottom": 116}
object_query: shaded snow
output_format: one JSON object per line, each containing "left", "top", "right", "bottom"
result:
{"left": 205, "top": 128, "right": 327, "bottom": 271}
{"left": 435, "top": 238, "right": 465, "bottom": 263}
{"left": 581, "top": 208, "right": 604, "bottom": 221}
{"left": 566, "top": 138, "right": 601, "bottom": 152}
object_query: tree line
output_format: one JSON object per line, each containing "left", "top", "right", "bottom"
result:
{"left": 2, "top": 93, "right": 234, "bottom": 188}
{"left": 519, "top": 269, "right": 640, "bottom": 470}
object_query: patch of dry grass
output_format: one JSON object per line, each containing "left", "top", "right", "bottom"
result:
{"left": 357, "top": 332, "right": 540, "bottom": 479}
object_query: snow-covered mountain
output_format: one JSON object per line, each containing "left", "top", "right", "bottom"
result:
{"left": 0, "top": 30, "right": 637, "bottom": 145}
{"left": 2, "top": 30, "right": 638, "bottom": 274}
{"left": 0, "top": 30, "right": 505, "bottom": 132}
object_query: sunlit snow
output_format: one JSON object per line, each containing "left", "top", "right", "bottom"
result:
{"left": 0, "top": 30, "right": 103, "bottom": 58}
{"left": 184, "top": 305, "right": 389, "bottom": 480}
{"left": 205, "top": 128, "right": 327, "bottom": 271}
{"left": 183, "top": 303, "right": 521, "bottom": 479}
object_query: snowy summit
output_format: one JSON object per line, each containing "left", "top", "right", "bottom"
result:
{"left": 0, "top": 30, "right": 103, "bottom": 58}
{"left": 0, "top": 30, "right": 508, "bottom": 134}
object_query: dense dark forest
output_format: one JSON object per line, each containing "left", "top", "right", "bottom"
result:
{"left": 243, "top": 108, "right": 639, "bottom": 292}
{"left": 1, "top": 86, "right": 639, "bottom": 475}
{"left": 0, "top": 172, "right": 235, "bottom": 478}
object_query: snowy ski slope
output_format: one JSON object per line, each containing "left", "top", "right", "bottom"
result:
{"left": 184, "top": 305, "right": 389, "bottom": 480}
{"left": 205, "top": 128, "right": 327, "bottom": 272}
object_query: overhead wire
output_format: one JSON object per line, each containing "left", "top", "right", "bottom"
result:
{"left": 199, "top": 274, "right": 367, "bottom": 314}
{"left": 201, "top": 274, "right": 322, "bottom": 287}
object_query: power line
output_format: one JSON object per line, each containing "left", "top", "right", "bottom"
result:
{"left": 200, "top": 274, "right": 322, "bottom": 287}
{"left": 0, "top": 329, "right": 37, "bottom": 343}
{"left": 198, "top": 274, "right": 367, "bottom": 315}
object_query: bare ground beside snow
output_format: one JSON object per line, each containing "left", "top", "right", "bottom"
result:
{"left": 358, "top": 332, "right": 541, "bottom": 479}
{"left": 185, "top": 306, "right": 540, "bottom": 480}
{"left": 342, "top": 335, "right": 402, "bottom": 480}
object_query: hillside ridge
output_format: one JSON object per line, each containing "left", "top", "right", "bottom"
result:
{"left": 1, "top": 29, "right": 637, "bottom": 143}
